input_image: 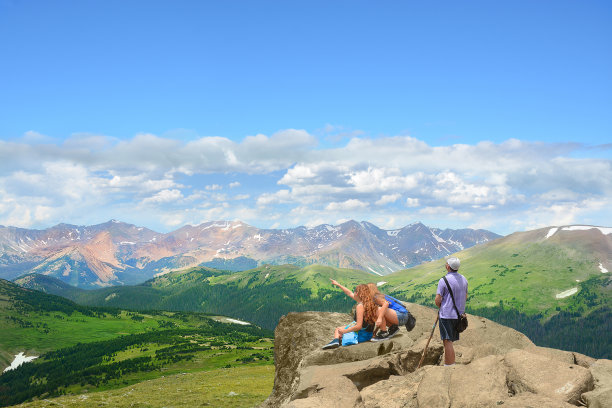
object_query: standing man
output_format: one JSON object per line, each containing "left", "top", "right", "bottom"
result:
{"left": 435, "top": 256, "right": 468, "bottom": 366}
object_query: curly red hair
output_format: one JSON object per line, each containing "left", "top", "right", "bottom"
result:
{"left": 354, "top": 284, "right": 378, "bottom": 325}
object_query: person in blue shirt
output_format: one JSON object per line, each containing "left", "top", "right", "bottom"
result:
{"left": 367, "top": 283, "right": 411, "bottom": 341}
{"left": 435, "top": 257, "right": 468, "bottom": 366}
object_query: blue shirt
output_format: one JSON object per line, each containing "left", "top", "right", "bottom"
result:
{"left": 436, "top": 272, "right": 468, "bottom": 319}
{"left": 384, "top": 295, "right": 407, "bottom": 313}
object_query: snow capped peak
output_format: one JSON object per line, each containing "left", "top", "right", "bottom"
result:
{"left": 546, "top": 225, "right": 612, "bottom": 239}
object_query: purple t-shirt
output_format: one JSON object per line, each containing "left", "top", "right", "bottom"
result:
{"left": 436, "top": 272, "right": 468, "bottom": 319}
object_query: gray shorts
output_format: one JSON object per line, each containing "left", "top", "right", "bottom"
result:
{"left": 439, "top": 318, "right": 459, "bottom": 342}
{"left": 395, "top": 309, "right": 409, "bottom": 326}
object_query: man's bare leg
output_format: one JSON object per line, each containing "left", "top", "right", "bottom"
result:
{"left": 443, "top": 340, "right": 455, "bottom": 365}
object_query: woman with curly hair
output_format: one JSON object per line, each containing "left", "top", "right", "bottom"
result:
{"left": 322, "top": 282, "right": 377, "bottom": 349}
{"left": 367, "top": 283, "right": 414, "bottom": 341}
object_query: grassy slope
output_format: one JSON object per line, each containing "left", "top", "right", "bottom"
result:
{"left": 382, "top": 228, "right": 611, "bottom": 317}
{"left": 0, "top": 278, "right": 179, "bottom": 368}
{"left": 15, "top": 365, "right": 274, "bottom": 408}
{"left": 0, "top": 278, "right": 274, "bottom": 407}
{"left": 61, "top": 264, "right": 377, "bottom": 330}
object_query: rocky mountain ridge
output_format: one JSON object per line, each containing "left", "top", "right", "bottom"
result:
{"left": 262, "top": 305, "right": 612, "bottom": 407}
{"left": 0, "top": 220, "right": 500, "bottom": 288}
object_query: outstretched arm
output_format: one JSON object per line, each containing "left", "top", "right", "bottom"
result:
{"left": 330, "top": 279, "right": 356, "bottom": 300}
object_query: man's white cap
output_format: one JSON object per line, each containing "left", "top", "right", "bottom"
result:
{"left": 446, "top": 257, "right": 460, "bottom": 271}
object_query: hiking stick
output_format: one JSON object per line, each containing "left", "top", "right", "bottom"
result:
{"left": 417, "top": 313, "right": 439, "bottom": 369}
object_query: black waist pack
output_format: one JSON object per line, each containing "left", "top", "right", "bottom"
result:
{"left": 456, "top": 313, "right": 468, "bottom": 333}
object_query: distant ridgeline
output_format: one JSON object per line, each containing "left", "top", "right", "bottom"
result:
{"left": 0, "top": 219, "right": 500, "bottom": 288}
{"left": 0, "top": 279, "right": 273, "bottom": 407}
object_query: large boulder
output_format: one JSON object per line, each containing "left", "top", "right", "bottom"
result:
{"left": 260, "top": 303, "right": 610, "bottom": 407}
{"left": 504, "top": 348, "right": 593, "bottom": 404}
{"left": 582, "top": 359, "right": 612, "bottom": 408}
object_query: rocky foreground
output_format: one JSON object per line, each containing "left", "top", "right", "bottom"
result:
{"left": 260, "top": 304, "right": 612, "bottom": 407}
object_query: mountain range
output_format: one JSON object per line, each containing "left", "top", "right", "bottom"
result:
{"left": 15, "top": 224, "right": 611, "bottom": 359}
{"left": 0, "top": 219, "right": 500, "bottom": 288}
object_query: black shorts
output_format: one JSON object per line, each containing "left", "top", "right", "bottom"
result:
{"left": 439, "top": 318, "right": 459, "bottom": 342}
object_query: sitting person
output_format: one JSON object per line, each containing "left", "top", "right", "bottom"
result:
{"left": 322, "top": 282, "right": 376, "bottom": 349}
{"left": 367, "top": 283, "right": 411, "bottom": 341}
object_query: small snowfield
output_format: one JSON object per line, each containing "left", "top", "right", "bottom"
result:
{"left": 3, "top": 352, "right": 38, "bottom": 373}
{"left": 555, "top": 288, "right": 578, "bottom": 299}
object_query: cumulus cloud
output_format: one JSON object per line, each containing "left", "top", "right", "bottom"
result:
{"left": 375, "top": 194, "right": 401, "bottom": 206}
{"left": 0, "top": 130, "right": 610, "bottom": 234}
{"left": 141, "top": 189, "right": 183, "bottom": 205}
{"left": 325, "top": 199, "right": 368, "bottom": 211}
{"left": 405, "top": 197, "right": 420, "bottom": 207}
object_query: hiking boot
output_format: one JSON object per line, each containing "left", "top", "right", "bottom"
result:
{"left": 370, "top": 330, "right": 389, "bottom": 342}
{"left": 371, "top": 326, "right": 399, "bottom": 342}
{"left": 322, "top": 338, "right": 340, "bottom": 350}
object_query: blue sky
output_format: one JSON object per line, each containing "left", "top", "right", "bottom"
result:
{"left": 0, "top": 0, "right": 610, "bottom": 235}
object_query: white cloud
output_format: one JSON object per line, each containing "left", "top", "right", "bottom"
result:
{"left": 375, "top": 194, "right": 401, "bottom": 206}
{"left": 429, "top": 171, "right": 511, "bottom": 206}
{"left": 257, "top": 190, "right": 292, "bottom": 206}
{"left": 406, "top": 197, "right": 420, "bottom": 207}
{"left": 325, "top": 199, "right": 368, "bottom": 211}
{"left": 0, "top": 131, "right": 610, "bottom": 234}
{"left": 349, "top": 167, "right": 420, "bottom": 193}
{"left": 141, "top": 189, "right": 183, "bottom": 205}
{"left": 22, "top": 131, "right": 56, "bottom": 144}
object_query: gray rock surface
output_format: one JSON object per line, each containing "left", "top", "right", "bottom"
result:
{"left": 260, "top": 303, "right": 611, "bottom": 407}
{"left": 582, "top": 359, "right": 612, "bottom": 408}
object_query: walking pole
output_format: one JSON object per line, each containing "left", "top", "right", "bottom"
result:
{"left": 417, "top": 312, "right": 439, "bottom": 369}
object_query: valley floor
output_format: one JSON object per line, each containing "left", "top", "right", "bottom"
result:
{"left": 13, "top": 364, "right": 274, "bottom": 408}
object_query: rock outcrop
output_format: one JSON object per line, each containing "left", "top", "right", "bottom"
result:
{"left": 260, "top": 303, "right": 611, "bottom": 407}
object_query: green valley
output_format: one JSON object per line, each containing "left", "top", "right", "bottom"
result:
{"left": 14, "top": 365, "right": 274, "bottom": 408}
{"left": 20, "top": 264, "right": 376, "bottom": 331}
{"left": 0, "top": 279, "right": 273, "bottom": 407}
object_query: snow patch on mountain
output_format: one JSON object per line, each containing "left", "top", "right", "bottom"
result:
{"left": 225, "top": 318, "right": 250, "bottom": 325}
{"left": 555, "top": 287, "right": 578, "bottom": 299}
{"left": 545, "top": 227, "right": 558, "bottom": 239}
{"left": 432, "top": 232, "right": 446, "bottom": 243}
{"left": 599, "top": 263, "right": 608, "bottom": 273}
{"left": 4, "top": 352, "right": 38, "bottom": 373}
{"left": 367, "top": 267, "right": 383, "bottom": 276}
